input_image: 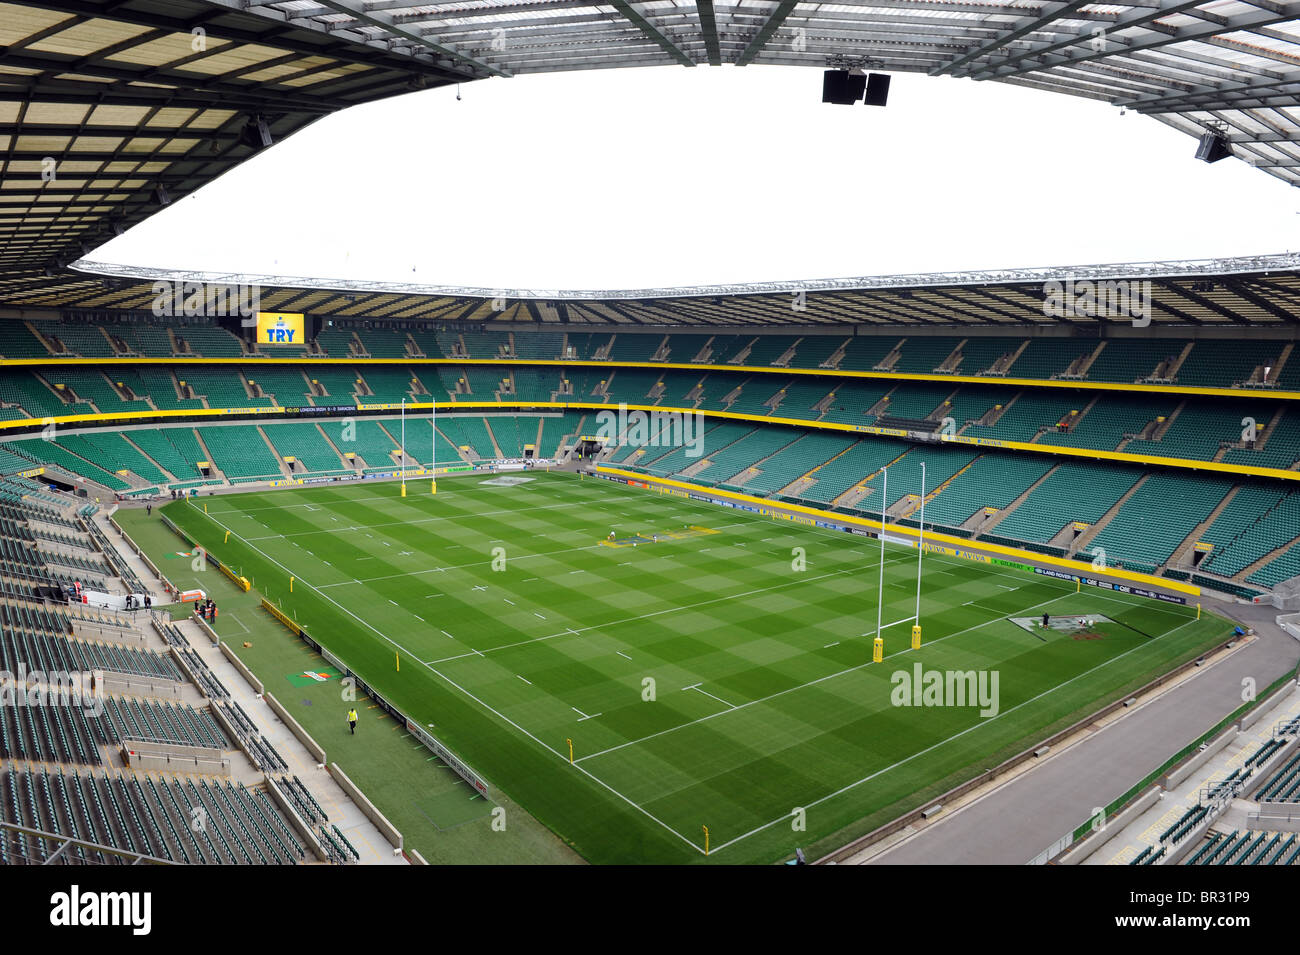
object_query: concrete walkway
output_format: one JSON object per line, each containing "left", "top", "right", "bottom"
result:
{"left": 179, "top": 621, "right": 407, "bottom": 865}
{"left": 1085, "top": 683, "right": 1300, "bottom": 864}
{"left": 866, "top": 614, "right": 1299, "bottom": 864}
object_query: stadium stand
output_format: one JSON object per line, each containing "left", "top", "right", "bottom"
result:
{"left": 196, "top": 427, "right": 284, "bottom": 481}
{"left": 261, "top": 423, "right": 347, "bottom": 473}
{"left": 988, "top": 462, "right": 1143, "bottom": 549}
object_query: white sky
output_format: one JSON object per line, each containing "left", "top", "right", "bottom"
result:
{"left": 91, "top": 65, "right": 1300, "bottom": 292}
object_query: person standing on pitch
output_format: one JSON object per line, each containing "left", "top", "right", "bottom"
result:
{"left": 348, "top": 708, "right": 358, "bottom": 735}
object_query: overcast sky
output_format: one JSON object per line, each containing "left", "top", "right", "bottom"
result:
{"left": 91, "top": 65, "right": 1300, "bottom": 292}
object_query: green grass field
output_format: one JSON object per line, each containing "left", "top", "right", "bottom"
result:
{"left": 160, "top": 470, "right": 1231, "bottom": 864}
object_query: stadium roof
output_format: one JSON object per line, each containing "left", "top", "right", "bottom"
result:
{"left": 2, "top": 0, "right": 1299, "bottom": 300}
{"left": 0, "top": 250, "right": 1289, "bottom": 326}
{"left": 233, "top": 0, "right": 1300, "bottom": 188}
{"left": 0, "top": 0, "right": 478, "bottom": 276}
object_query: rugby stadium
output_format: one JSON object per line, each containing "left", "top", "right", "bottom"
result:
{"left": 0, "top": 0, "right": 1298, "bottom": 890}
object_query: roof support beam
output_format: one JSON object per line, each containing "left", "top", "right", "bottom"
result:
{"left": 736, "top": 0, "right": 801, "bottom": 66}
{"left": 969, "top": 2, "right": 1300, "bottom": 81}
{"left": 290, "top": 0, "right": 510, "bottom": 77}
{"left": 932, "top": 0, "right": 1092, "bottom": 76}
{"left": 606, "top": 0, "right": 698, "bottom": 66}
{"left": 697, "top": 0, "right": 723, "bottom": 66}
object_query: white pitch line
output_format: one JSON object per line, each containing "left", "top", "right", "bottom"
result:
{"left": 504, "top": 598, "right": 515, "bottom": 606}
{"left": 517, "top": 675, "right": 532, "bottom": 685}
{"left": 578, "top": 591, "right": 1077, "bottom": 765}
{"left": 690, "top": 686, "right": 737, "bottom": 709}
{"left": 707, "top": 615, "right": 1202, "bottom": 857}
{"left": 388, "top": 600, "right": 398, "bottom": 606}
{"left": 534, "top": 612, "right": 546, "bottom": 619}
{"left": 427, "top": 560, "right": 912, "bottom": 666}
{"left": 615, "top": 651, "right": 631, "bottom": 661}
{"left": 440, "top": 630, "right": 454, "bottom": 638}
{"left": 823, "top": 641, "right": 839, "bottom": 648}
{"left": 196, "top": 501, "right": 698, "bottom": 851}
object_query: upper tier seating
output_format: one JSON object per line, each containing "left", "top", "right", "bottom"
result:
{"left": 991, "top": 462, "right": 1142, "bottom": 545}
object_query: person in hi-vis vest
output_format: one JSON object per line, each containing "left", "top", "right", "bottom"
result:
{"left": 347, "top": 708, "right": 358, "bottom": 735}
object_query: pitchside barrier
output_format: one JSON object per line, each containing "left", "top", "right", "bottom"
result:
{"left": 159, "top": 513, "right": 250, "bottom": 591}
{"left": 593, "top": 466, "right": 1197, "bottom": 602}
{"left": 155, "top": 510, "right": 491, "bottom": 798}
{"left": 258, "top": 603, "right": 491, "bottom": 799}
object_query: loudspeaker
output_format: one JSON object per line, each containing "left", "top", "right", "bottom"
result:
{"left": 822, "top": 70, "right": 866, "bottom": 105}
{"left": 864, "top": 73, "right": 891, "bottom": 107}
{"left": 1195, "top": 130, "right": 1232, "bottom": 163}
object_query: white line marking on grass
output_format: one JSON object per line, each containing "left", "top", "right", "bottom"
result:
{"left": 824, "top": 642, "right": 839, "bottom": 648}
{"left": 389, "top": 600, "right": 398, "bottom": 606}
{"left": 571, "top": 706, "right": 601, "bottom": 722}
{"left": 426, "top": 593, "right": 443, "bottom": 599}
{"left": 534, "top": 612, "right": 546, "bottom": 619}
{"left": 504, "top": 598, "right": 514, "bottom": 606}
{"left": 616, "top": 651, "right": 631, "bottom": 660}
{"left": 414, "top": 615, "right": 424, "bottom": 622}
{"left": 428, "top": 559, "right": 913, "bottom": 666}
{"left": 706, "top": 615, "right": 1201, "bottom": 858}
{"left": 440, "top": 630, "right": 454, "bottom": 638}
{"left": 577, "top": 591, "right": 1074, "bottom": 766}
{"left": 517, "top": 675, "right": 532, "bottom": 685}
{"left": 688, "top": 685, "right": 737, "bottom": 709}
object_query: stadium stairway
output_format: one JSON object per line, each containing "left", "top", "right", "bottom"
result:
{"left": 968, "top": 461, "right": 1061, "bottom": 536}
{"left": 831, "top": 446, "right": 912, "bottom": 510}
{"left": 1167, "top": 486, "right": 1243, "bottom": 569}
{"left": 480, "top": 419, "right": 507, "bottom": 459}
{"left": 779, "top": 442, "right": 856, "bottom": 498}
{"left": 1238, "top": 537, "right": 1300, "bottom": 585}
{"left": 901, "top": 455, "right": 981, "bottom": 519}
{"left": 254, "top": 427, "right": 293, "bottom": 478}
{"left": 1066, "top": 473, "right": 1152, "bottom": 557}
